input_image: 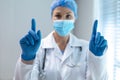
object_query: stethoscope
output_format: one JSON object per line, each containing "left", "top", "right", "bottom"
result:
{"left": 38, "top": 48, "right": 47, "bottom": 80}
{"left": 42, "top": 48, "right": 47, "bottom": 70}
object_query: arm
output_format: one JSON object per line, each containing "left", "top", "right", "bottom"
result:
{"left": 13, "top": 18, "right": 42, "bottom": 80}
{"left": 13, "top": 58, "right": 34, "bottom": 80}
{"left": 87, "top": 20, "right": 108, "bottom": 80}
{"left": 87, "top": 50, "right": 108, "bottom": 80}
{"left": 14, "top": 51, "right": 42, "bottom": 80}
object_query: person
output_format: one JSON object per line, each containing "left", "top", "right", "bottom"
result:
{"left": 14, "top": 0, "right": 108, "bottom": 80}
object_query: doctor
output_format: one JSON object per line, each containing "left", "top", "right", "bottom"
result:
{"left": 14, "top": 0, "right": 108, "bottom": 80}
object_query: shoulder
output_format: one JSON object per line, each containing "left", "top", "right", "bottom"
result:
{"left": 41, "top": 31, "right": 55, "bottom": 48}
{"left": 69, "top": 33, "right": 89, "bottom": 47}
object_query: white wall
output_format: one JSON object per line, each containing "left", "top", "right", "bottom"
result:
{"left": 0, "top": 0, "right": 93, "bottom": 80}
{"left": 74, "top": 0, "right": 94, "bottom": 40}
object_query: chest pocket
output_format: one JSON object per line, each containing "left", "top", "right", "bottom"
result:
{"left": 66, "top": 46, "right": 83, "bottom": 67}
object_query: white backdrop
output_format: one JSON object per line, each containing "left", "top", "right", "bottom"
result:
{"left": 0, "top": 0, "right": 93, "bottom": 80}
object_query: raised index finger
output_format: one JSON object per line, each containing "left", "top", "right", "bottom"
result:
{"left": 31, "top": 18, "right": 36, "bottom": 32}
{"left": 92, "top": 20, "right": 98, "bottom": 36}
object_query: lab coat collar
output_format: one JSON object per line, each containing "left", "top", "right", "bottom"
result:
{"left": 42, "top": 31, "right": 82, "bottom": 49}
{"left": 42, "top": 31, "right": 87, "bottom": 63}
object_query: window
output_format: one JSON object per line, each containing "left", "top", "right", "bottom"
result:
{"left": 94, "top": 0, "right": 120, "bottom": 80}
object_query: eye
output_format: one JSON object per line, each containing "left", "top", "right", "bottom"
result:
{"left": 55, "top": 14, "right": 62, "bottom": 19}
{"left": 66, "top": 14, "right": 72, "bottom": 19}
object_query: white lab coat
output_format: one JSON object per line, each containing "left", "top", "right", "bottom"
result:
{"left": 14, "top": 31, "right": 108, "bottom": 80}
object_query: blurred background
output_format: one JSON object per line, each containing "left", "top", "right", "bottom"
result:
{"left": 0, "top": 0, "right": 119, "bottom": 80}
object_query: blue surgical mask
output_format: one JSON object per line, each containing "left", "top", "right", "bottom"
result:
{"left": 53, "top": 20, "right": 75, "bottom": 36}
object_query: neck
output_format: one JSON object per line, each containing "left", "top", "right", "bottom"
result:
{"left": 53, "top": 32, "right": 69, "bottom": 51}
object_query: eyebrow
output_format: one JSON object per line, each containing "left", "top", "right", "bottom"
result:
{"left": 66, "top": 12, "right": 72, "bottom": 14}
{"left": 55, "top": 12, "right": 61, "bottom": 14}
{"left": 55, "top": 11, "right": 72, "bottom": 14}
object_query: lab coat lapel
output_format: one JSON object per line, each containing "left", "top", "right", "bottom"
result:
{"left": 42, "top": 31, "right": 64, "bottom": 61}
{"left": 61, "top": 44, "right": 73, "bottom": 64}
{"left": 54, "top": 47, "right": 63, "bottom": 61}
{"left": 61, "top": 33, "right": 82, "bottom": 64}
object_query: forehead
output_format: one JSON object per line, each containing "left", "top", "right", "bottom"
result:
{"left": 53, "top": 7, "right": 74, "bottom": 14}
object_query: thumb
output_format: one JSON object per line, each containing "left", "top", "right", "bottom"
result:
{"left": 37, "top": 30, "right": 41, "bottom": 40}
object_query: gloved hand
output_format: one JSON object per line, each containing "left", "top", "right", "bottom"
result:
{"left": 89, "top": 20, "right": 108, "bottom": 56}
{"left": 20, "top": 19, "right": 41, "bottom": 61}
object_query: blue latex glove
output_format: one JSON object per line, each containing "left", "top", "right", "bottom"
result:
{"left": 89, "top": 20, "right": 108, "bottom": 56}
{"left": 20, "top": 19, "right": 41, "bottom": 61}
